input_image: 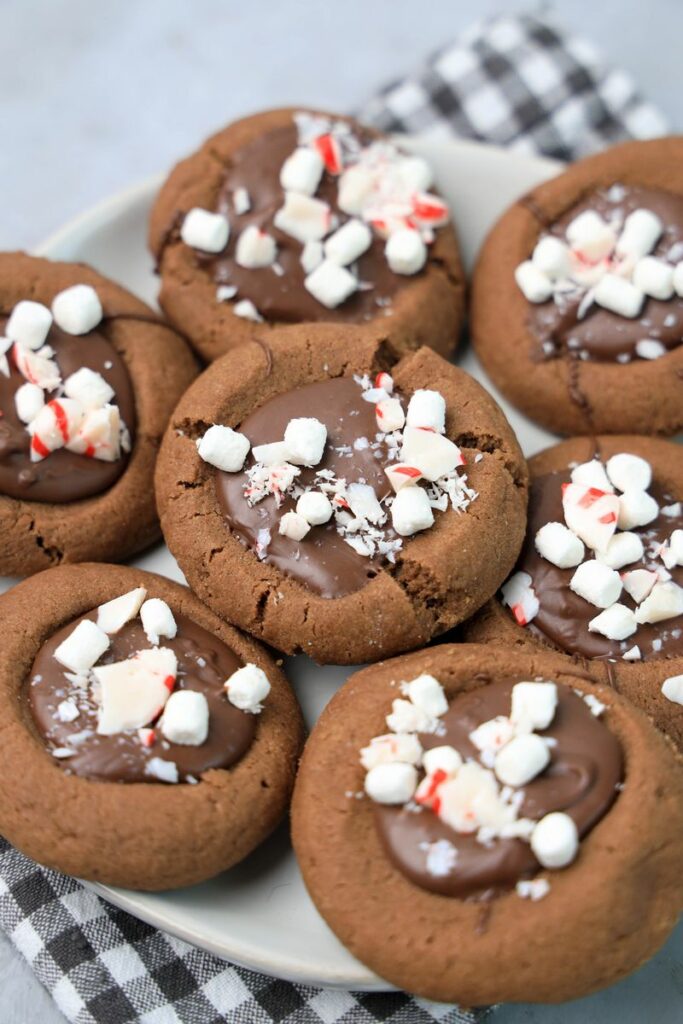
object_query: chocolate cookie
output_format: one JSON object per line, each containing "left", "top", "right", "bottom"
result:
{"left": 471, "top": 137, "right": 683, "bottom": 436}
{"left": 155, "top": 325, "right": 527, "bottom": 664}
{"left": 0, "top": 253, "right": 197, "bottom": 576}
{"left": 292, "top": 643, "right": 683, "bottom": 1004}
{"left": 149, "top": 107, "right": 465, "bottom": 363}
{"left": 463, "top": 436, "right": 683, "bottom": 748}
{"left": 0, "top": 563, "right": 304, "bottom": 890}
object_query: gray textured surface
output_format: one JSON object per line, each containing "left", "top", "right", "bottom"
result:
{"left": 1, "top": 1, "right": 682, "bottom": 1021}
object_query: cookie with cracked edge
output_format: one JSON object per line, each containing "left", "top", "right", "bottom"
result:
{"left": 148, "top": 107, "right": 465, "bottom": 363}
{"left": 0, "top": 252, "right": 197, "bottom": 576}
{"left": 291, "top": 643, "right": 683, "bottom": 1004}
{"left": 154, "top": 323, "right": 528, "bottom": 665}
{"left": 0, "top": 563, "right": 304, "bottom": 890}
{"left": 462, "top": 435, "right": 683, "bottom": 749}
{"left": 471, "top": 137, "right": 683, "bottom": 436}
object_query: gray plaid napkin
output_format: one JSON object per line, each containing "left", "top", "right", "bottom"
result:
{"left": 0, "top": 10, "right": 668, "bottom": 1024}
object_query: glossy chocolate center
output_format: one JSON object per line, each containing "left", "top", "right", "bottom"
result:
{"left": 205, "top": 122, "right": 406, "bottom": 322}
{"left": 375, "top": 679, "right": 622, "bottom": 898}
{"left": 0, "top": 320, "right": 135, "bottom": 503}
{"left": 514, "top": 470, "right": 683, "bottom": 661}
{"left": 28, "top": 610, "right": 256, "bottom": 782}
{"left": 529, "top": 185, "right": 683, "bottom": 362}
{"left": 216, "top": 376, "right": 396, "bottom": 598}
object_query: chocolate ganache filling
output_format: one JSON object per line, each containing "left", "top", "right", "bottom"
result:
{"left": 28, "top": 611, "right": 255, "bottom": 782}
{"left": 217, "top": 377, "right": 397, "bottom": 598}
{"left": 0, "top": 319, "right": 135, "bottom": 503}
{"left": 515, "top": 470, "right": 683, "bottom": 661}
{"left": 374, "top": 679, "right": 622, "bottom": 898}
{"left": 529, "top": 185, "right": 683, "bottom": 362}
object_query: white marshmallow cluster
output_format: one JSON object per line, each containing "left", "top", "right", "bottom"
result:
{"left": 362, "top": 676, "right": 584, "bottom": 878}
{"left": 515, "top": 199, "right": 683, "bottom": 349}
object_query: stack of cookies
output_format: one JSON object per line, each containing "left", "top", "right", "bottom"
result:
{"left": 0, "top": 108, "right": 681, "bottom": 1007}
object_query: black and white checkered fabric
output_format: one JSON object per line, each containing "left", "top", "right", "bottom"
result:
{"left": 358, "top": 11, "right": 667, "bottom": 160}
{"left": 0, "top": 11, "right": 668, "bottom": 1024}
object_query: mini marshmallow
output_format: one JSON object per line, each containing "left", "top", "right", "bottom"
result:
{"left": 396, "top": 155, "right": 433, "bottom": 192}
{"left": 304, "top": 259, "right": 357, "bottom": 308}
{"left": 145, "top": 758, "right": 179, "bottom": 784}
{"left": 562, "top": 483, "right": 619, "bottom": 553}
{"left": 661, "top": 675, "right": 683, "bottom": 706}
{"left": 400, "top": 426, "right": 463, "bottom": 481}
{"left": 283, "top": 417, "right": 327, "bottom": 466}
{"left": 385, "top": 463, "right": 422, "bottom": 492}
{"left": 530, "top": 812, "right": 579, "bottom": 869}
{"left": 375, "top": 397, "right": 405, "bottom": 432}
{"left": 406, "top": 389, "right": 446, "bottom": 433}
{"left": 63, "top": 367, "right": 115, "bottom": 410}
{"left": 14, "top": 382, "right": 44, "bottom": 424}
{"left": 296, "top": 490, "right": 333, "bottom": 525}
{"left": 605, "top": 452, "right": 652, "bottom": 493}
{"left": 6, "top": 301, "right": 52, "bottom": 350}
{"left": 385, "top": 229, "right": 427, "bottom": 275}
{"left": 669, "top": 529, "right": 683, "bottom": 566}
{"left": 617, "top": 490, "right": 659, "bottom": 530}
{"left": 95, "top": 648, "right": 177, "bottom": 735}
{"left": 252, "top": 441, "right": 291, "bottom": 466}
{"left": 616, "top": 208, "right": 662, "bottom": 259}
{"left": 386, "top": 698, "right": 433, "bottom": 734}
{"left": 589, "top": 603, "right": 637, "bottom": 641}
{"left": 532, "top": 236, "right": 570, "bottom": 279}
{"left": 635, "top": 339, "right": 666, "bottom": 360}
{"left": 279, "top": 147, "right": 324, "bottom": 195}
{"left": 160, "top": 690, "right": 209, "bottom": 746}
{"left": 570, "top": 560, "right": 622, "bottom": 608}
{"left": 196, "top": 425, "right": 250, "bottom": 472}
{"left": 593, "top": 274, "right": 644, "bottom": 319}
{"left": 360, "top": 733, "right": 423, "bottom": 770}
{"left": 180, "top": 208, "right": 229, "bottom": 253}
{"left": 274, "top": 192, "right": 333, "bottom": 243}
{"left": 534, "top": 521, "right": 585, "bottom": 568}
{"left": 324, "top": 219, "right": 372, "bottom": 265}
{"left": 338, "top": 164, "right": 374, "bottom": 216}
{"left": 365, "top": 762, "right": 418, "bottom": 805}
{"left": 140, "top": 598, "right": 177, "bottom": 645}
{"left": 54, "top": 619, "right": 110, "bottom": 673}
{"left": 674, "top": 261, "right": 683, "bottom": 297}
{"left": 635, "top": 581, "right": 683, "bottom": 624}
{"left": 224, "top": 663, "right": 271, "bottom": 712}
{"left": 501, "top": 571, "right": 539, "bottom": 626}
{"left": 621, "top": 568, "right": 658, "bottom": 604}
{"left": 235, "top": 226, "right": 277, "bottom": 269}
{"left": 494, "top": 734, "right": 550, "bottom": 787}
{"left": 300, "top": 240, "right": 324, "bottom": 273}
{"left": 279, "top": 510, "right": 311, "bottom": 541}
{"left": 233, "top": 187, "right": 250, "bottom": 214}
{"left": 570, "top": 460, "right": 613, "bottom": 492}
{"left": 632, "top": 256, "right": 674, "bottom": 300}
{"left": 422, "top": 745, "right": 463, "bottom": 777}
{"left": 514, "top": 260, "right": 552, "bottom": 303}
{"left": 511, "top": 681, "right": 558, "bottom": 731}
{"left": 390, "top": 486, "right": 434, "bottom": 536}
{"left": 97, "top": 586, "right": 147, "bottom": 633}
{"left": 406, "top": 674, "right": 448, "bottom": 718}
{"left": 52, "top": 285, "right": 103, "bottom": 335}
{"left": 597, "top": 531, "right": 644, "bottom": 570}
{"left": 347, "top": 482, "right": 384, "bottom": 524}
{"left": 566, "top": 210, "right": 615, "bottom": 260}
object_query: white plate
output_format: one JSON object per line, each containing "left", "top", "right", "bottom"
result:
{"left": 5, "top": 139, "right": 565, "bottom": 989}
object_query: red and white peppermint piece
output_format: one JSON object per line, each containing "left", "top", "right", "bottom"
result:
{"left": 437, "top": 762, "right": 511, "bottom": 834}
{"left": 384, "top": 462, "right": 422, "bottom": 493}
{"left": 96, "top": 586, "right": 147, "bottom": 634}
{"left": 561, "top": 482, "right": 619, "bottom": 553}
{"left": 422, "top": 745, "right": 462, "bottom": 777}
{"left": 54, "top": 619, "right": 110, "bottom": 673}
{"left": 374, "top": 371, "right": 393, "bottom": 393}
{"left": 137, "top": 727, "right": 156, "bottom": 748}
{"left": 337, "top": 164, "right": 375, "bottom": 216}
{"left": 274, "top": 192, "right": 334, "bottom": 243}
{"left": 596, "top": 531, "right": 644, "bottom": 570}
{"left": 400, "top": 426, "right": 464, "bottom": 481}
{"left": 63, "top": 366, "right": 115, "bottom": 410}
{"left": 13, "top": 342, "right": 61, "bottom": 390}
{"left": 375, "top": 396, "right": 405, "bottom": 432}
{"left": 347, "top": 482, "right": 384, "bottom": 524}
{"left": 67, "top": 405, "right": 122, "bottom": 462}
{"left": 360, "top": 733, "right": 423, "bottom": 770}
{"left": 621, "top": 568, "right": 658, "bottom": 604}
{"left": 588, "top": 603, "right": 637, "bottom": 641}
{"left": 406, "top": 389, "right": 446, "bottom": 433}
{"left": 635, "top": 581, "right": 683, "bottom": 624}
{"left": 252, "top": 441, "right": 291, "bottom": 467}
{"left": 29, "top": 398, "right": 84, "bottom": 462}
{"left": 410, "top": 193, "right": 449, "bottom": 228}
{"left": 94, "top": 647, "right": 177, "bottom": 735}
{"left": 501, "top": 571, "right": 539, "bottom": 626}
{"left": 312, "top": 133, "right": 343, "bottom": 175}
{"left": 469, "top": 716, "right": 515, "bottom": 761}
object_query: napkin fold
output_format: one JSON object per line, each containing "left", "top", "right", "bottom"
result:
{"left": 0, "top": 11, "right": 667, "bottom": 1024}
